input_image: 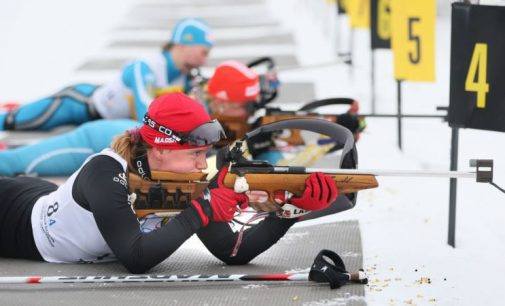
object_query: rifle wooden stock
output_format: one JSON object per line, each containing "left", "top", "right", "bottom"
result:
{"left": 128, "top": 172, "right": 208, "bottom": 218}
{"left": 129, "top": 170, "right": 379, "bottom": 218}
{"left": 223, "top": 173, "right": 378, "bottom": 203}
{"left": 150, "top": 171, "right": 208, "bottom": 181}
{"left": 260, "top": 114, "right": 337, "bottom": 145}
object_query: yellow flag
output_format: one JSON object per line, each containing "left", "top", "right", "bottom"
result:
{"left": 348, "top": 0, "right": 370, "bottom": 28}
{"left": 391, "top": 0, "right": 436, "bottom": 82}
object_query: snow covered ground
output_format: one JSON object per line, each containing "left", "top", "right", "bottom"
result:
{"left": 1, "top": 0, "right": 504, "bottom": 305}
{"left": 270, "top": 1, "right": 505, "bottom": 305}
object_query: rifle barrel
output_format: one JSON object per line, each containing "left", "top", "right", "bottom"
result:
{"left": 302, "top": 167, "right": 476, "bottom": 179}
{"left": 235, "top": 160, "right": 492, "bottom": 182}
{"left": 360, "top": 113, "right": 446, "bottom": 119}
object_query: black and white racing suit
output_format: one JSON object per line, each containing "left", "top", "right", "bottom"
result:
{"left": 0, "top": 149, "right": 296, "bottom": 273}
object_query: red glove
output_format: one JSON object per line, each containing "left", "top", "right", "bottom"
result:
{"left": 289, "top": 172, "right": 338, "bottom": 211}
{"left": 192, "top": 167, "right": 249, "bottom": 226}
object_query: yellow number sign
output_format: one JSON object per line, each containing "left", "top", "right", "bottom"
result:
{"left": 377, "top": 0, "right": 391, "bottom": 40}
{"left": 348, "top": 0, "right": 370, "bottom": 28}
{"left": 465, "top": 43, "right": 489, "bottom": 108}
{"left": 391, "top": 0, "right": 436, "bottom": 82}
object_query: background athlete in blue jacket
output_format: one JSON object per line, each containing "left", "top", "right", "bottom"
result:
{"left": 0, "top": 17, "right": 213, "bottom": 132}
{"left": 0, "top": 18, "right": 213, "bottom": 176}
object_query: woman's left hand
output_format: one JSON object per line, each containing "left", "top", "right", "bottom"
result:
{"left": 289, "top": 172, "right": 338, "bottom": 211}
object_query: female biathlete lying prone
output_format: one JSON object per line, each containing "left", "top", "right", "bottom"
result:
{"left": 0, "top": 93, "right": 338, "bottom": 273}
{"left": 0, "top": 18, "right": 213, "bottom": 132}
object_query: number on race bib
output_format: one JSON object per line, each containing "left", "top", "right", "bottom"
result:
{"left": 47, "top": 202, "right": 59, "bottom": 217}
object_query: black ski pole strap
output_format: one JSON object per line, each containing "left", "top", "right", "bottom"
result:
{"left": 309, "top": 249, "right": 350, "bottom": 289}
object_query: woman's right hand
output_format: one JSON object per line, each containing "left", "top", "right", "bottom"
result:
{"left": 191, "top": 167, "right": 249, "bottom": 226}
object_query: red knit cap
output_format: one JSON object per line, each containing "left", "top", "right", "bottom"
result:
{"left": 139, "top": 93, "right": 211, "bottom": 149}
{"left": 207, "top": 60, "right": 260, "bottom": 103}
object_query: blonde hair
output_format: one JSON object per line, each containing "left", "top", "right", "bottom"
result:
{"left": 110, "top": 130, "right": 151, "bottom": 174}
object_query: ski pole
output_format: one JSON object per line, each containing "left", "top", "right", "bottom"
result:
{"left": 0, "top": 250, "right": 368, "bottom": 289}
{"left": 0, "top": 271, "right": 367, "bottom": 286}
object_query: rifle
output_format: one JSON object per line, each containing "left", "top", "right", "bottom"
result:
{"left": 214, "top": 97, "right": 364, "bottom": 147}
{"left": 259, "top": 97, "right": 358, "bottom": 145}
{"left": 129, "top": 118, "right": 364, "bottom": 218}
{"left": 128, "top": 119, "right": 497, "bottom": 219}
